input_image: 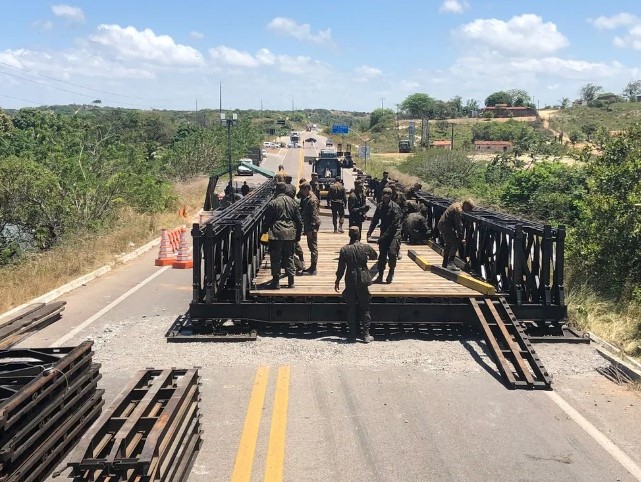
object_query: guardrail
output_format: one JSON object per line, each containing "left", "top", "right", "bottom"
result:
{"left": 191, "top": 178, "right": 276, "bottom": 306}
{"left": 414, "top": 190, "right": 565, "bottom": 307}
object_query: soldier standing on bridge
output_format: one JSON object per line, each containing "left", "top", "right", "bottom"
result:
{"left": 367, "top": 187, "right": 402, "bottom": 284}
{"left": 310, "top": 173, "right": 321, "bottom": 201}
{"left": 335, "top": 226, "right": 378, "bottom": 343}
{"left": 347, "top": 180, "right": 369, "bottom": 240}
{"left": 299, "top": 182, "right": 320, "bottom": 275}
{"left": 241, "top": 181, "right": 250, "bottom": 197}
{"left": 437, "top": 199, "right": 474, "bottom": 271}
{"left": 328, "top": 176, "right": 347, "bottom": 233}
{"left": 261, "top": 182, "right": 302, "bottom": 289}
{"left": 376, "top": 171, "right": 390, "bottom": 202}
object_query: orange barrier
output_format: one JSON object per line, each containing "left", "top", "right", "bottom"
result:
{"left": 154, "top": 228, "right": 176, "bottom": 266}
{"left": 172, "top": 227, "right": 193, "bottom": 269}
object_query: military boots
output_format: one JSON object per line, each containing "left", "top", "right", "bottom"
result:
{"left": 386, "top": 268, "right": 395, "bottom": 283}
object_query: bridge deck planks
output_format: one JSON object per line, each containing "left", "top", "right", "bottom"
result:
{"left": 251, "top": 227, "right": 478, "bottom": 298}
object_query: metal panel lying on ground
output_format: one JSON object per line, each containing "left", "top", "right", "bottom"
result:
{"left": 0, "top": 301, "right": 66, "bottom": 349}
{"left": 68, "top": 367, "right": 202, "bottom": 482}
{"left": 0, "top": 341, "right": 103, "bottom": 482}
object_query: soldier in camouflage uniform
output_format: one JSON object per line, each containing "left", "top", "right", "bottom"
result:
{"left": 261, "top": 182, "right": 303, "bottom": 288}
{"left": 437, "top": 199, "right": 474, "bottom": 271}
{"left": 367, "top": 187, "right": 402, "bottom": 283}
{"left": 310, "top": 173, "right": 321, "bottom": 201}
{"left": 299, "top": 182, "right": 321, "bottom": 275}
{"left": 347, "top": 180, "right": 370, "bottom": 240}
{"left": 389, "top": 182, "right": 407, "bottom": 260}
{"left": 328, "top": 176, "right": 347, "bottom": 233}
{"left": 335, "top": 226, "right": 378, "bottom": 343}
{"left": 403, "top": 205, "right": 430, "bottom": 245}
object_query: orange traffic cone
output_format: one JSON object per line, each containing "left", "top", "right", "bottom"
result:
{"left": 155, "top": 228, "right": 176, "bottom": 266}
{"left": 172, "top": 227, "right": 193, "bottom": 269}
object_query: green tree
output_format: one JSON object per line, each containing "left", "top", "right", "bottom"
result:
{"left": 622, "top": 80, "right": 641, "bottom": 102}
{"left": 580, "top": 122, "right": 598, "bottom": 142}
{"left": 368, "top": 108, "right": 395, "bottom": 132}
{"left": 399, "top": 93, "right": 437, "bottom": 118}
{"left": 580, "top": 83, "right": 603, "bottom": 103}
{"left": 506, "top": 89, "right": 532, "bottom": 107}
{"left": 485, "top": 91, "right": 512, "bottom": 107}
{"left": 500, "top": 162, "right": 586, "bottom": 224}
{"left": 559, "top": 97, "right": 570, "bottom": 109}
{"left": 570, "top": 125, "right": 641, "bottom": 300}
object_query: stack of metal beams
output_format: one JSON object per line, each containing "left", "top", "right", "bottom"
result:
{"left": 0, "top": 341, "right": 103, "bottom": 482}
{"left": 68, "top": 368, "right": 202, "bottom": 482}
{"left": 0, "top": 302, "right": 66, "bottom": 349}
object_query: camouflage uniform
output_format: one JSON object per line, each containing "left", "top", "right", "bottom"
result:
{"left": 437, "top": 201, "right": 465, "bottom": 269}
{"left": 310, "top": 179, "right": 321, "bottom": 200}
{"left": 300, "top": 191, "right": 321, "bottom": 272}
{"left": 347, "top": 187, "right": 369, "bottom": 239}
{"left": 336, "top": 239, "right": 378, "bottom": 341}
{"left": 403, "top": 212, "right": 429, "bottom": 245}
{"left": 367, "top": 199, "right": 402, "bottom": 281}
{"left": 328, "top": 180, "right": 347, "bottom": 232}
{"left": 262, "top": 191, "right": 303, "bottom": 287}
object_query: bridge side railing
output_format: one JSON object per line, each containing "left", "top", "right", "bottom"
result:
{"left": 191, "top": 179, "right": 276, "bottom": 306}
{"left": 415, "top": 191, "right": 565, "bottom": 306}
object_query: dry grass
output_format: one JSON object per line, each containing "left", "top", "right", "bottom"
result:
{"left": 567, "top": 288, "right": 641, "bottom": 357}
{"left": 0, "top": 177, "right": 208, "bottom": 313}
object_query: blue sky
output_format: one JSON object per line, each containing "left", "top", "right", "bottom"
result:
{"left": 1, "top": 0, "right": 640, "bottom": 112}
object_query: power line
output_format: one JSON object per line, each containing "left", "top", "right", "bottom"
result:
{"left": 0, "top": 93, "right": 42, "bottom": 105}
{"left": 0, "top": 69, "right": 156, "bottom": 109}
{"left": 0, "top": 60, "right": 187, "bottom": 103}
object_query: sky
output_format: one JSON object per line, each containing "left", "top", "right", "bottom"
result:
{"left": 0, "top": 0, "right": 640, "bottom": 112}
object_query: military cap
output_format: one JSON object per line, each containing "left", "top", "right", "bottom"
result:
{"left": 382, "top": 187, "right": 393, "bottom": 195}
{"left": 299, "top": 182, "right": 311, "bottom": 189}
{"left": 335, "top": 176, "right": 341, "bottom": 181}
{"left": 311, "top": 172, "right": 318, "bottom": 177}
{"left": 354, "top": 179, "right": 363, "bottom": 185}
{"left": 275, "top": 182, "right": 287, "bottom": 193}
{"left": 299, "top": 178, "right": 307, "bottom": 184}
{"left": 348, "top": 226, "right": 360, "bottom": 239}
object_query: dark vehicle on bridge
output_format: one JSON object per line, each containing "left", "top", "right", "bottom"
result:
{"left": 399, "top": 139, "right": 411, "bottom": 153}
{"left": 312, "top": 156, "right": 342, "bottom": 199}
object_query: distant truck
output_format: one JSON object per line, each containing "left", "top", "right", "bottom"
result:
{"left": 312, "top": 156, "right": 342, "bottom": 200}
{"left": 399, "top": 140, "right": 411, "bottom": 153}
{"left": 290, "top": 132, "right": 300, "bottom": 146}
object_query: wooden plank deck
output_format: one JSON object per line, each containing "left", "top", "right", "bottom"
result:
{"left": 251, "top": 227, "right": 479, "bottom": 298}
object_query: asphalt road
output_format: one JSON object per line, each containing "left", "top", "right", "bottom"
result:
{"left": 11, "top": 134, "right": 641, "bottom": 482}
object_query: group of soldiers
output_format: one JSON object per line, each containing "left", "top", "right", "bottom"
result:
{"left": 260, "top": 167, "right": 473, "bottom": 343}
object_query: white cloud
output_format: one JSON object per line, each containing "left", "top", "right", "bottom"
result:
{"left": 0, "top": 48, "right": 155, "bottom": 80}
{"left": 89, "top": 25, "right": 204, "bottom": 66}
{"left": 353, "top": 65, "right": 382, "bottom": 80}
{"left": 51, "top": 5, "right": 85, "bottom": 24}
{"left": 208, "top": 46, "right": 317, "bottom": 75}
{"left": 189, "top": 31, "right": 204, "bottom": 40}
{"left": 458, "top": 14, "right": 568, "bottom": 57}
{"left": 267, "top": 17, "right": 333, "bottom": 46}
{"left": 439, "top": 0, "right": 469, "bottom": 14}
{"left": 32, "top": 20, "right": 54, "bottom": 31}
{"left": 209, "top": 46, "right": 262, "bottom": 67}
{"left": 589, "top": 13, "right": 639, "bottom": 30}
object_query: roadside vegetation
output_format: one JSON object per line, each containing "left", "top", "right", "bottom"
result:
{"left": 356, "top": 114, "right": 640, "bottom": 356}
{"left": 0, "top": 106, "right": 263, "bottom": 309}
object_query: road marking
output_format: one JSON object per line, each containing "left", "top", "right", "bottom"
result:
{"left": 231, "top": 366, "right": 270, "bottom": 482}
{"left": 51, "top": 266, "right": 172, "bottom": 347}
{"left": 296, "top": 146, "right": 304, "bottom": 185}
{"left": 546, "top": 391, "right": 641, "bottom": 481}
{"left": 264, "top": 366, "right": 291, "bottom": 482}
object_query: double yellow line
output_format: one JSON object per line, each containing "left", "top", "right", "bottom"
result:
{"left": 231, "top": 366, "right": 291, "bottom": 482}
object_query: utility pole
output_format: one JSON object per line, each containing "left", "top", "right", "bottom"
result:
{"left": 260, "top": 98, "right": 263, "bottom": 112}
{"left": 219, "top": 82, "right": 222, "bottom": 116}
{"left": 381, "top": 97, "right": 385, "bottom": 109}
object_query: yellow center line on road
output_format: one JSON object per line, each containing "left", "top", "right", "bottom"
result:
{"left": 297, "top": 146, "right": 304, "bottom": 185}
{"left": 231, "top": 366, "right": 270, "bottom": 482}
{"left": 264, "top": 366, "right": 291, "bottom": 482}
